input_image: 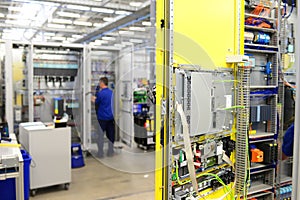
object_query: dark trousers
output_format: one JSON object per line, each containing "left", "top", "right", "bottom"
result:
{"left": 97, "top": 119, "right": 115, "bottom": 156}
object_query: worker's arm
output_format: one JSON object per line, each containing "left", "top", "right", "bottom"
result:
{"left": 95, "top": 91, "right": 103, "bottom": 106}
{"left": 91, "top": 96, "right": 96, "bottom": 103}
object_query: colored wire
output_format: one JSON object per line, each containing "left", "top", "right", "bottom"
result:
{"left": 175, "top": 163, "right": 234, "bottom": 200}
{"left": 222, "top": 105, "right": 245, "bottom": 110}
{"left": 214, "top": 80, "right": 239, "bottom": 83}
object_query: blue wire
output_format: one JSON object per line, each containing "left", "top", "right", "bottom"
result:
{"left": 282, "top": 0, "right": 287, "bottom": 18}
{"left": 285, "top": 0, "right": 295, "bottom": 18}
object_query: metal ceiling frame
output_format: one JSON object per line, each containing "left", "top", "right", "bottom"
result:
{"left": 0, "top": 23, "right": 86, "bottom": 34}
{"left": 10, "top": 0, "right": 136, "bottom": 11}
{"left": 74, "top": 5, "right": 150, "bottom": 43}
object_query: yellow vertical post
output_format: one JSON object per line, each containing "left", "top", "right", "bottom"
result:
{"left": 155, "top": 0, "right": 165, "bottom": 199}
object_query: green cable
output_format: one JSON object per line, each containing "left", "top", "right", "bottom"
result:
{"left": 175, "top": 163, "right": 234, "bottom": 200}
{"left": 214, "top": 80, "right": 240, "bottom": 83}
{"left": 222, "top": 105, "right": 246, "bottom": 110}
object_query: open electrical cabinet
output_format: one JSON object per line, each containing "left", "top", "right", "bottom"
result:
{"left": 154, "top": 0, "right": 292, "bottom": 199}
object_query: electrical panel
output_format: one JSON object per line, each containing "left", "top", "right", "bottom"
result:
{"left": 244, "top": 1, "right": 280, "bottom": 199}
{"left": 171, "top": 68, "right": 235, "bottom": 199}
{"left": 174, "top": 69, "right": 234, "bottom": 140}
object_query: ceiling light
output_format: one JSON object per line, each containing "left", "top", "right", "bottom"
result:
{"left": 57, "top": 12, "right": 80, "bottom": 18}
{"left": 67, "top": 37, "right": 75, "bottom": 42}
{"left": 94, "top": 40, "right": 109, "bottom": 45}
{"left": 129, "top": 26, "right": 146, "bottom": 31}
{"left": 72, "top": 35, "right": 82, "bottom": 39}
{"left": 66, "top": 25, "right": 77, "bottom": 29}
{"left": 6, "top": 14, "right": 21, "bottom": 19}
{"left": 52, "top": 36, "right": 66, "bottom": 41}
{"left": 73, "top": 21, "right": 92, "bottom": 26}
{"left": 5, "top": 19, "right": 31, "bottom": 26}
{"left": 8, "top": 6, "right": 22, "bottom": 12}
{"left": 47, "top": 23, "right": 66, "bottom": 29}
{"left": 91, "top": 8, "right": 114, "bottom": 14}
{"left": 66, "top": 5, "right": 90, "bottom": 11}
{"left": 93, "top": 23, "right": 103, "bottom": 27}
{"left": 2, "top": 35, "right": 15, "bottom": 40}
{"left": 142, "top": 21, "right": 151, "bottom": 26}
{"left": 129, "top": 2, "right": 143, "bottom": 7}
{"left": 51, "top": 18, "right": 73, "bottom": 24}
{"left": 114, "top": 43, "right": 125, "bottom": 47}
{"left": 129, "top": 39, "right": 143, "bottom": 43}
{"left": 43, "top": 32, "right": 55, "bottom": 36}
{"left": 119, "top": 31, "right": 134, "bottom": 35}
{"left": 103, "top": 17, "right": 114, "bottom": 22}
{"left": 122, "top": 42, "right": 133, "bottom": 46}
{"left": 115, "top": 10, "right": 132, "bottom": 15}
{"left": 102, "top": 36, "right": 116, "bottom": 41}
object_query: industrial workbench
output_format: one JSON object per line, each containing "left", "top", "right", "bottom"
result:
{"left": 0, "top": 133, "right": 24, "bottom": 200}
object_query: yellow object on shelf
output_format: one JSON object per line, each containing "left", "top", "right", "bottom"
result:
{"left": 249, "top": 130, "right": 257, "bottom": 135}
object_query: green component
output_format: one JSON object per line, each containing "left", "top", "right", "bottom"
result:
{"left": 133, "top": 90, "right": 148, "bottom": 103}
{"left": 172, "top": 173, "right": 177, "bottom": 181}
{"left": 179, "top": 150, "right": 183, "bottom": 163}
{"left": 206, "top": 157, "right": 217, "bottom": 167}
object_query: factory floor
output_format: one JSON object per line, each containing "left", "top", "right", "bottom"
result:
{"left": 32, "top": 148, "right": 155, "bottom": 200}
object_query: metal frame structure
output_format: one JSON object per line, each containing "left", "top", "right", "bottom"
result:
{"left": 292, "top": 1, "right": 300, "bottom": 199}
{"left": 83, "top": 45, "right": 120, "bottom": 152}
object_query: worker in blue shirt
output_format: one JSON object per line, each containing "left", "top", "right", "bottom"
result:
{"left": 282, "top": 123, "right": 294, "bottom": 159}
{"left": 92, "top": 77, "right": 115, "bottom": 158}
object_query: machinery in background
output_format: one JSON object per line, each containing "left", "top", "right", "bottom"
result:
{"left": 133, "top": 88, "right": 154, "bottom": 149}
{"left": 53, "top": 97, "right": 68, "bottom": 128}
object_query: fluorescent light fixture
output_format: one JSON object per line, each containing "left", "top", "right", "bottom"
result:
{"left": 57, "top": 12, "right": 80, "bottom": 18}
{"left": 102, "top": 36, "right": 116, "bottom": 41}
{"left": 129, "top": 39, "right": 143, "bottom": 43}
{"left": 94, "top": 40, "right": 108, "bottom": 44}
{"left": 142, "top": 21, "right": 151, "bottom": 26}
{"left": 119, "top": 31, "right": 134, "bottom": 35}
{"left": 66, "top": 5, "right": 90, "bottom": 11}
{"left": 67, "top": 37, "right": 75, "bottom": 41}
{"left": 5, "top": 19, "right": 30, "bottom": 26}
{"left": 66, "top": 25, "right": 77, "bottom": 29}
{"left": 52, "top": 36, "right": 66, "bottom": 41}
{"left": 129, "top": 26, "right": 146, "bottom": 31}
{"left": 122, "top": 41, "right": 133, "bottom": 45}
{"left": 93, "top": 23, "right": 103, "bottom": 27}
{"left": 43, "top": 32, "right": 55, "bottom": 36}
{"left": 51, "top": 18, "right": 73, "bottom": 24}
{"left": 103, "top": 17, "right": 114, "bottom": 22}
{"left": 115, "top": 10, "right": 132, "bottom": 15}
{"left": 114, "top": 43, "right": 125, "bottom": 47}
{"left": 47, "top": 23, "right": 66, "bottom": 29}
{"left": 73, "top": 21, "right": 92, "bottom": 26}
{"left": 6, "top": 14, "right": 21, "bottom": 19}
{"left": 8, "top": 6, "right": 23, "bottom": 12}
{"left": 72, "top": 34, "right": 81, "bottom": 38}
{"left": 2, "top": 35, "right": 15, "bottom": 40}
{"left": 129, "top": 2, "right": 143, "bottom": 7}
{"left": 91, "top": 7, "right": 114, "bottom": 14}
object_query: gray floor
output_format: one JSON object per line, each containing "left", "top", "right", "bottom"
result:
{"left": 32, "top": 154, "right": 155, "bottom": 200}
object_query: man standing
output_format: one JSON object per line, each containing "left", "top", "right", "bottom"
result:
{"left": 92, "top": 77, "right": 114, "bottom": 157}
